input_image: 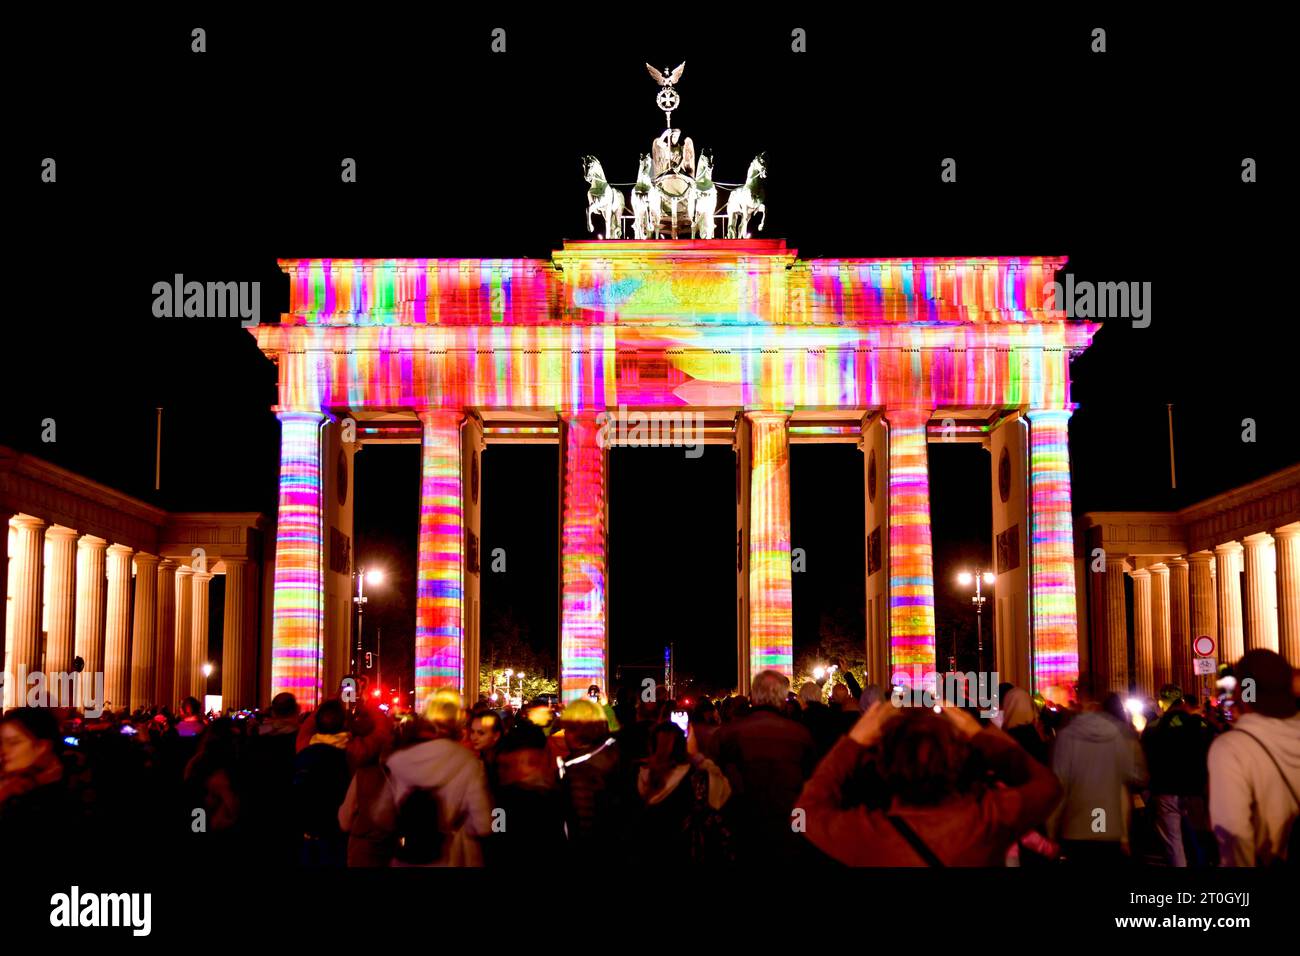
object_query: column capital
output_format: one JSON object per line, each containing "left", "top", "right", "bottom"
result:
{"left": 1167, "top": 556, "right": 1189, "bottom": 569}
{"left": 9, "top": 514, "right": 47, "bottom": 531}
{"left": 133, "top": 552, "right": 160, "bottom": 570}
{"left": 417, "top": 407, "right": 468, "bottom": 425}
{"left": 1149, "top": 562, "right": 1170, "bottom": 576}
{"left": 1214, "top": 540, "right": 1243, "bottom": 556}
{"left": 192, "top": 570, "right": 214, "bottom": 584}
{"left": 273, "top": 407, "right": 326, "bottom": 422}
{"left": 80, "top": 535, "right": 110, "bottom": 550}
{"left": 1187, "top": 550, "right": 1215, "bottom": 566}
{"left": 175, "top": 563, "right": 195, "bottom": 577}
{"left": 158, "top": 557, "right": 180, "bottom": 572}
{"left": 46, "top": 524, "right": 80, "bottom": 541}
{"left": 1130, "top": 566, "right": 1151, "bottom": 580}
{"left": 1242, "top": 531, "right": 1275, "bottom": 547}
{"left": 1272, "top": 524, "right": 1300, "bottom": 543}
{"left": 882, "top": 407, "right": 932, "bottom": 427}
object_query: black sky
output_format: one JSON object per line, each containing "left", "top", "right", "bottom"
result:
{"left": 6, "top": 11, "right": 1289, "bottom": 689}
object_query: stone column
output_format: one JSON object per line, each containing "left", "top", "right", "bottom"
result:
{"left": 1168, "top": 558, "right": 1193, "bottom": 695}
{"left": 44, "top": 526, "right": 80, "bottom": 676}
{"left": 154, "top": 559, "right": 178, "bottom": 708}
{"left": 556, "top": 411, "right": 607, "bottom": 703}
{"left": 72, "top": 535, "right": 108, "bottom": 688}
{"left": 269, "top": 409, "right": 326, "bottom": 709}
{"left": 1242, "top": 533, "right": 1278, "bottom": 652}
{"left": 883, "top": 408, "right": 936, "bottom": 690}
{"left": 1215, "top": 542, "right": 1245, "bottom": 665}
{"left": 221, "top": 557, "right": 252, "bottom": 709}
{"left": 416, "top": 409, "right": 467, "bottom": 707}
{"left": 1150, "top": 564, "right": 1172, "bottom": 693}
{"left": 5, "top": 516, "right": 46, "bottom": 709}
{"left": 746, "top": 412, "right": 795, "bottom": 682}
{"left": 1187, "top": 550, "right": 1218, "bottom": 653}
{"left": 1025, "top": 409, "right": 1081, "bottom": 702}
{"left": 1131, "top": 568, "right": 1153, "bottom": 699}
{"left": 129, "top": 553, "right": 159, "bottom": 711}
{"left": 173, "top": 566, "right": 194, "bottom": 705}
{"left": 190, "top": 571, "right": 212, "bottom": 702}
{"left": 1274, "top": 525, "right": 1300, "bottom": 665}
{"left": 1099, "top": 553, "right": 1130, "bottom": 693}
{"left": 104, "top": 544, "right": 133, "bottom": 712}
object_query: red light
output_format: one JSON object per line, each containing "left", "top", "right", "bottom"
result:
{"left": 684, "top": 699, "right": 691, "bottom": 706}
{"left": 392, "top": 696, "right": 399, "bottom": 704}
{"left": 372, "top": 689, "right": 381, "bottom": 698}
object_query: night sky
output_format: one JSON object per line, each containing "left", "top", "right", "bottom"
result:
{"left": 7, "top": 12, "right": 1287, "bottom": 694}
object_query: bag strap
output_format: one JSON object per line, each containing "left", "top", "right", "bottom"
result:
{"left": 1233, "top": 728, "right": 1300, "bottom": 811}
{"left": 886, "top": 814, "right": 945, "bottom": 867}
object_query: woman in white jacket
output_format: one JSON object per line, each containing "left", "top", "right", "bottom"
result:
{"left": 384, "top": 689, "right": 493, "bottom": 867}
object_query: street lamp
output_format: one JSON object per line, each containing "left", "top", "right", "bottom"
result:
{"left": 956, "top": 570, "right": 996, "bottom": 672}
{"left": 353, "top": 566, "right": 385, "bottom": 674}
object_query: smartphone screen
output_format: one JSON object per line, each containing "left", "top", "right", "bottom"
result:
{"left": 670, "top": 710, "right": 689, "bottom": 735}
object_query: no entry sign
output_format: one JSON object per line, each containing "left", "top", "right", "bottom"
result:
{"left": 1193, "top": 635, "right": 1215, "bottom": 657}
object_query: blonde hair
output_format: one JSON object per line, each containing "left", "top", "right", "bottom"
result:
{"left": 560, "top": 698, "right": 605, "bottom": 724}
{"left": 422, "top": 688, "right": 465, "bottom": 736}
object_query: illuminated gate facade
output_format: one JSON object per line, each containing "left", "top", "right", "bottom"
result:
{"left": 253, "top": 239, "right": 1096, "bottom": 707}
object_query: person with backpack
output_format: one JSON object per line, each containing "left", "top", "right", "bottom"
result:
{"left": 292, "top": 699, "right": 352, "bottom": 866}
{"left": 1208, "top": 649, "right": 1300, "bottom": 866}
{"left": 384, "top": 689, "right": 492, "bottom": 867}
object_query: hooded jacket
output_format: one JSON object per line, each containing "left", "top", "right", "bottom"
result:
{"left": 1048, "top": 711, "right": 1148, "bottom": 843}
{"left": 1208, "top": 712, "right": 1300, "bottom": 866}
{"left": 385, "top": 738, "right": 493, "bottom": 867}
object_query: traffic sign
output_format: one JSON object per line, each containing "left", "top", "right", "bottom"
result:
{"left": 1193, "top": 635, "right": 1215, "bottom": 657}
{"left": 1193, "top": 657, "right": 1217, "bottom": 676}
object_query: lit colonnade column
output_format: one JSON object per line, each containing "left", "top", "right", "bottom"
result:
{"left": 1130, "top": 567, "right": 1153, "bottom": 699}
{"left": 1186, "top": 551, "right": 1218, "bottom": 663}
{"left": 222, "top": 556, "right": 255, "bottom": 710}
{"left": 746, "top": 412, "right": 794, "bottom": 680}
{"left": 44, "top": 526, "right": 80, "bottom": 675}
{"left": 5, "top": 516, "right": 46, "bottom": 708}
{"left": 1214, "top": 542, "right": 1245, "bottom": 666}
{"left": 883, "top": 408, "right": 936, "bottom": 691}
{"left": 173, "top": 565, "right": 194, "bottom": 707}
{"left": 1097, "top": 552, "right": 1130, "bottom": 694}
{"left": 1274, "top": 525, "right": 1300, "bottom": 664}
{"left": 1149, "top": 563, "right": 1172, "bottom": 693}
{"left": 154, "top": 558, "right": 179, "bottom": 708}
{"left": 191, "top": 570, "right": 213, "bottom": 701}
{"left": 103, "top": 544, "right": 134, "bottom": 711}
{"left": 129, "top": 553, "right": 159, "bottom": 711}
{"left": 1025, "top": 408, "right": 1082, "bottom": 702}
{"left": 1167, "top": 557, "right": 1193, "bottom": 696}
{"left": 1242, "top": 533, "right": 1278, "bottom": 652}
{"left": 73, "top": 536, "right": 109, "bottom": 685}
{"left": 269, "top": 409, "right": 327, "bottom": 710}
{"left": 416, "top": 410, "right": 468, "bottom": 706}
{"left": 558, "top": 412, "right": 609, "bottom": 702}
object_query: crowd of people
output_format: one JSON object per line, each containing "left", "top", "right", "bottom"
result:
{"left": 0, "top": 648, "right": 1296, "bottom": 867}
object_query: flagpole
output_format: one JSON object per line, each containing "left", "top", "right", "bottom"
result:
{"left": 155, "top": 407, "right": 163, "bottom": 490}
{"left": 1167, "top": 403, "right": 1176, "bottom": 489}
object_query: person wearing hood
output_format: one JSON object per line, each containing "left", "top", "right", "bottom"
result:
{"left": 1001, "top": 687, "right": 1049, "bottom": 767}
{"left": 1047, "top": 692, "right": 1149, "bottom": 863}
{"left": 1208, "top": 649, "right": 1300, "bottom": 866}
{"left": 384, "top": 689, "right": 492, "bottom": 866}
{"left": 293, "top": 699, "right": 352, "bottom": 866}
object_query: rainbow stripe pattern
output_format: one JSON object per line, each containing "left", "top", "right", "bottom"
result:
{"left": 270, "top": 411, "right": 325, "bottom": 707}
{"left": 748, "top": 413, "right": 794, "bottom": 677}
{"left": 560, "top": 414, "right": 607, "bottom": 701}
{"left": 415, "top": 411, "right": 465, "bottom": 706}
{"left": 886, "top": 409, "right": 937, "bottom": 689}
{"left": 1027, "top": 408, "right": 1080, "bottom": 700}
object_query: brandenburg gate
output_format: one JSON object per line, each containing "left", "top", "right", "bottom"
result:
{"left": 253, "top": 240, "right": 1097, "bottom": 708}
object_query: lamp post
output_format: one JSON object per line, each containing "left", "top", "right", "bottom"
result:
{"left": 956, "top": 570, "right": 996, "bottom": 673}
{"left": 352, "top": 567, "right": 384, "bottom": 675}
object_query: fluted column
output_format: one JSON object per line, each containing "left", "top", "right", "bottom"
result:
{"left": 747, "top": 411, "right": 794, "bottom": 681}
{"left": 1187, "top": 550, "right": 1218, "bottom": 656}
{"left": 884, "top": 408, "right": 936, "bottom": 690}
{"left": 5, "top": 516, "right": 46, "bottom": 709}
{"left": 556, "top": 411, "right": 607, "bottom": 702}
{"left": 190, "top": 571, "right": 212, "bottom": 702}
{"left": 1026, "top": 408, "right": 1081, "bottom": 702}
{"left": 44, "top": 526, "right": 80, "bottom": 675}
{"left": 103, "top": 545, "right": 133, "bottom": 712}
{"left": 1215, "top": 542, "right": 1245, "bottom": 666}
{"left": 221, "top": 558, "right": 252, "bottom": 709}
{"left": 1099, "top": 553, "right": 1130, "bottom": 693}
{"left": 154, "top": 559, "right": 178, "bottom": 708}
{"left": 1274, "top": 526, "right": 1300, "bottom": 665}
{"left": 1168, "top": 558, "right": 1192, "bottom": 694}
{"left": 1150, "top": 564, "right": 1172, "bottom": 693}
{"left": 173, "top": 566, "right": 194, "bottom": 706}
{"left": 73, "top": 535, "right": 108, "bottom": 683}
{"left": 1242, "top": 533, "right": 1278, "bottom": 652}
{"left": 129, "top": 553, "right": 159, "bottom": 711}
{"left": 1131, "top": 567, "right": 1153, "bottom": 698}
{"left": 270, "top": 409, "right": 327, "bottom": 709}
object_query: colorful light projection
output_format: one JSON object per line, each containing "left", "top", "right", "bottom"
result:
{"left": 1026, "top": 408, "right": 1081, "bottom": 702}
{"left": 269, "top": 410, "right": 325, "bottom": 708}
{"left": 415, "top": 411, "right": 465, "bottom": 707}
{"left": 886, "top": 409, "right": 937, "bottom": 690}
{"left": 748, "top": 413, "right": 794, "bottom": 677}
{"left": 560, "top": 414, "right": 608, "bottom": 701}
